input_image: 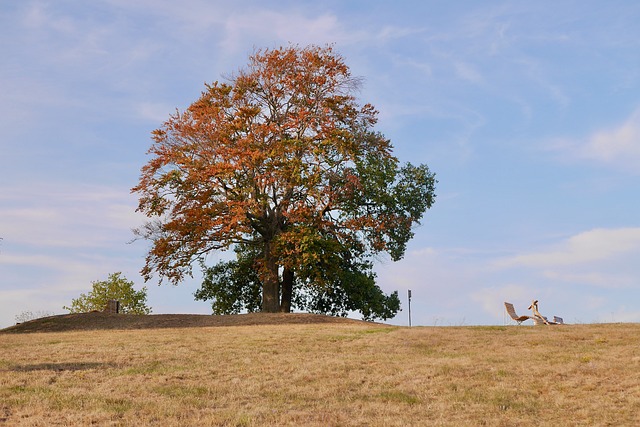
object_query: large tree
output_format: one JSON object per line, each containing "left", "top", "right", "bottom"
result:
{"left": 133, "top": 45, "right": 436, "bottom": 313}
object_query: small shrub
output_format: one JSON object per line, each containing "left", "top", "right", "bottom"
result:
{"left": 14, "top": 311, "right": 55, "bottom": 324}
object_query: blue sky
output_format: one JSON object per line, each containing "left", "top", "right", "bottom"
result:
{"left": 1, "top": 1, "right": 639, "bottom": 328}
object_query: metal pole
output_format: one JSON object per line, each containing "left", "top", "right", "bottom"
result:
{"left": 408, "top": 289, "right": 412, "bottom": 327}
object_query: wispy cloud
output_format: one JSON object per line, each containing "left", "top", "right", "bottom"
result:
{"left": 454, "top": 61, "right": 484, "bottom": 84}
{"left": 497, "top": 228, "right": 640, "bottom": 268}
{"left": 547, "top": 109, "right": 640, "bottom": 173}
{"left": 541, "top": 270, "right": 637, "bottom": 289}
{"left": 136, "top": 102, "right": 177, "bottom": 123}
{"left": 495, "top": 228, "right": 640, "bottom": 290}
{"left": 471, "top": 284, "right": 530, "bottom": 319}
{"left": 0, "top": 181, "right": 149, "bottom": 327}
{"left": 581, "top": 109, "right": 640, "bottom": 169}
{"left": 22, "top": 2, "right": 74, "bottom": 33}
{"left": 218, "top": 10, "right": 393, "bottom": 53}
{"left": 375, "top": 26, "right": 426, "bottom": 42}
{"left": 0, "top": 183, "right": 143, "bottom": 250}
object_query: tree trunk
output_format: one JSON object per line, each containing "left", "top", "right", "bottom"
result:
{"left": 280, "top": 267, "right": 294, "bottom": 313}
{"left": 261, "top": 245, "right": 280, "bottom": 313}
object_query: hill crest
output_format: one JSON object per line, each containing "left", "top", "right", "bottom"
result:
{"left": 0, "top": 312, "right": 377, "bottom": 334}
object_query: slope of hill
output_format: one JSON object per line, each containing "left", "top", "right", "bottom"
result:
{"left": 0, "top": 312, "right": 371, "bottom": 334}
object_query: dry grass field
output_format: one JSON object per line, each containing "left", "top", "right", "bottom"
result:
{"left": 1, "top": 314, "right": 639, "bottom": 426}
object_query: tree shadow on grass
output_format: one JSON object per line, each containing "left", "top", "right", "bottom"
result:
{"left": 7, "top": 362, "right": 116, "bottom": 372}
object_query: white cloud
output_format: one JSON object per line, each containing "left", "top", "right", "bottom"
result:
{"left": 0, "top": 249, "right": 126, "bottom": 328}
{"left": 609, "top": 308, "right": 640, "bottom": 323}
{"left": 136, "top": 102, "right": 176, "bottom": 123}
{"left": 220, "top": 11, "right": 354, "bottom": 52}
{"left": 20, "top": 2, "right": 110, "bottom": 63}
{"left": 376, "top": 246, "right": 500, "bottom": 325}
{"left": 494, "top": 228, "right": 640, "bottom": 292}
{"left": 0, "top": 184, "right": 142, "bottom": 249}
{"left": 22, "top": 3, "right": 69, "bottom": 31}
{"left": 541, "top": 270, "right": 636, "bottom": 289}
{"left": 498, "top": 228, "right": 640, "bottom": 268}
{"left": 217, "top": 7, "right": 423, "bottom": 55}
{"left": 582, "top": 109, "right": 640, "bottom": 168}
{"left": 376, "top": 26, "right": 426, "bottom": 42}
{"left": 471, "top": 283, "right": 530, "bottom": 319}
{"left": 401, "top": 58, "right": 433, "bottom": 77}
{"left": 0, "top": 182, "right": 146, "bottom": 299}
{"left": 454, "top": 61, "right": 483, "bottom": 84}
{"left": 548, "top": 109, "right": 640, "bottom": 173}
{"left": 104, "top": 0, "right": 227, "bottom": 32}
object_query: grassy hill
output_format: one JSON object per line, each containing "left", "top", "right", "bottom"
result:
{"left": 0, "top": 312, "right": 366, "bottom": 334}
{"left": 1, "top": 314, "right": 638, "bottom": 425}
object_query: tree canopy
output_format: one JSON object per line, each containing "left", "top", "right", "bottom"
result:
{"left": 63, "top": 272, "right": 152, "bottom": 315}
{"left": 133, "top": 45, "right": 436, "bottom": 313}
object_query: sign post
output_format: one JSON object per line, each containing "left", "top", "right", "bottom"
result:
{"left": 408, "top": 289, "right": 412, "bottom": 327}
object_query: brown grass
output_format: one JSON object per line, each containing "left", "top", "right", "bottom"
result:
{"left": 1, "top": 315, "right": 639, "bottom": 426}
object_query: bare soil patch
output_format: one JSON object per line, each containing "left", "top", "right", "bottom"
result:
{"left": 0, "top": 312, "right": 371, "bottom": 334}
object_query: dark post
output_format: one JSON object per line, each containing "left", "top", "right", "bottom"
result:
{"left": 105, "top": 299, "right": 120, "bottom": 314}
{"left": 408, "top": 289, "right": 412, "bottom": 327}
